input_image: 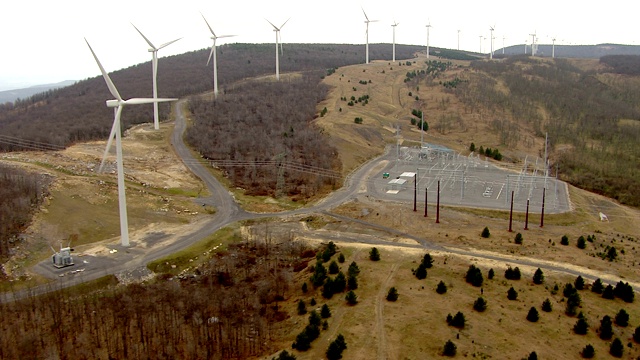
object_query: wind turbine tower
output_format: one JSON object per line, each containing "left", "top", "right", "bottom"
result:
{"left": 266, "top": 18, "right": 290, "bottom": 80}
{"left": 457, "top": 29, "right": 461, "bottom": 50}
{"left": 391, "top": 21, "right": 399, "bottom": 63}
{"left": 489, "top": 25, "right": 495, "bottom": 59}
{"left": 426, "top": 21, "right": 432, "bottom": 59}
{"left": 552, "top": 37, "right": 556, "bottom": 58}
{"left": 530, "top": 32, "right": 537, "bottom": 56}
{"left": 502, "top": 35, "right": 506, "bottom": 54}
{"left": 362, "top": 8, "right": 378, "bottom": 64}
{"left": 479, "top": 35, "right": 483, "bottom": 53}
{"left": 86, "top": 40, "right": 177, "bottom": 247}
{"left": 131, "top": 24, "right": 180, "bottom": 130}
{"left": 202, "top": 14, "right": 236, "bottom": 98}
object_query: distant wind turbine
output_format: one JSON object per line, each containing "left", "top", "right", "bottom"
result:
{"left": 551, "top": 37, "right": 556, "bottom": 58}
{"left": 266, "top": 18, "right": 289, "bottom": 80}
{"left": 426, "top": 21, "right": 432, "bottom": 59}
{"left": 86, "top": 39, "right": 177, "bottom": 247}
{"left": 362, "top": 8, "right": 378, "bottom": 64}
{"left": 202, "top": 13, "right": 236, "bottom": 98}
{"left": 479, "top": 35, "right": 483, "bottom": 53}
{"left": 391, "top": 21, "right": 399, "bottom": 63}
{"left": 131, "top": 24, "right": 180, "bottom": 130}
{"left": 502, "top": 35, "right": 506, "bottom": 54}
{"left": 457, "top": 29, "right": 461, "bottom": 50}
{"left": 489, "top": 25, "right": 495, "bottom": 59}
{"left": 530, "top": 32, "right": 537, "bottom": 56}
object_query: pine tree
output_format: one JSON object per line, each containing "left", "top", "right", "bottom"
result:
{"left": 333, "top": 272, "right": 347, "bottom": 293}
{"left": 276, "top": 349, "right": 297, "bottom": 360}
{"left": 386, "top": 287, "right": 399, "bottom": 302}
{"left": 310, "top": 298, "right": 317, "bottom": 306}
{"left": 436, "top": 281, "right": 447, "bottom": 294}
{"left": 302, "top": 282, "right": 308, "bottom": 293}
{"left": 602, "top": 285, "right": 615, "bottom": 299}
{"left": 507, "top": 287, "right": 518, "bottom": 300}
{"left": 481, "top": 227, "right": 490, "bottom": 238}
{"left": 634, "top": 326, "right": 640, "bottom": 343}
{"left": 322, "top": 278, "right": 335, "bottom": 299}
{"left": 514, "top": 232, "right": 523, "bottom": 244}
{"left": 328, "top": 260, "right": 340, "bottom": 274}
{"left": 574, "top": 276, "right": 585, "bottom": 290}
{"left": 443, "top": 340, "right": 457, "bottom": 356}
{"left": 581, "top": 344, "right": 595, "bottom": 358}
{"left": 599, "top": 315, "right": 613, "bottom": 340}
{"left": 566, "top": 292, "right": 581, "bottom": 316}
{"left": 345, "top": 291, "right": 358, "bottom": 305}
{"left": 347, "top": 261, "right": 360, "bottom": 277}
{"left": 541, "top": 298, "right": 553, "bottom": 312}
{"left": 591, "top": 278, "right": 604, "bottom": 294}
{"left": 465, "top": 265, "right": 484, "bottom": 287}
{"left": 369, "top": 247, "right": 380, "bottom": 261}
{"left": 533, "top": 268, "right": 544, "bottom": 284}
{"left": 414, "top": 263, "right": 428, "bottom": 280}
{"left": 347, "top": 274, "right": 358, "bottom": 290}
{"left": 297, "top": 299, "right": 307, "bottom": 315}
{"left": 573, "top": 312, "right": 589, "bottom": 335}
{"left": 614, "top": 309, "right": 629, "bottom": 327}
{"left": 526, "top": 307, "right": 539, "bottom": 322}
{"left": 449, "top": 312, "right": 466, "bottom": 328}
{"left": 609, "top": 338, "right": 623, "bottom": 358}
{"left": 337, "top": 253, "right": 345, "bottom": 263}
{"left": 561, "top": 235, "right": 569, "bottom": 245}
{"left": 473, "top": 297, "right": 487, "bottom": 312}
{"left": 321, "top": 304, "right": 331, "bottom": 319}
{"left": 527, "top": 352, "right": 538, "bottom": 360}
{"left": 577, "top": 236, "right": 587, "bottom": 249}
{"left": 488, "top": 268, "right": 495, "bottom": 279}
{"left": 422, "top": 253, "right": 434, "bottom": 268}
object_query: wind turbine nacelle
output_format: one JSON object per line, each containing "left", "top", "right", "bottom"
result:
{"left": 106, "top": 99, "right": 120, "bottom": 108}
{"left": 148, "top": 48, "right": 155, "bottom": 52}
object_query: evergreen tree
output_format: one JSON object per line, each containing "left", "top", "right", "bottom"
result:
{"left": 369, "top": 247, "right": 381, "bottom": 261}
{"left": 634, "top": 326, "right": 640, "bottom": 343}
{"left": 333, "top": 272, "right": 347, "bottom": 293}
{"left": 561, "top": 235, "right": 569, "bottom": 245}
{"left": 473, "top": 297, "right": 487, "bottom": 312}
{"left": 345, "top": 291, "right": 358, "bottom": 305}
{"left": 466, "top": 265, "right": 484, "bottom": 287}
{"left": 488, "top": 268, "right": 495, "bottom": 279}
{"left": 514, "top": 232, "right": 523, "bottom": 244}
{"left": 507, "top": 287, "right": 518, "bottom": 300}
{"left": 505, "top": 266, "right": 521, "bottom": 280}
{"left": 574, "top": 312, "right": 589, "bottom": 335}
{"left": 322, "top": 278, "right": 335, "bottom": 299}
{"left": 436, "top": 281, "right": 448, "bottom": 294}
{"left": 302, "top": 282, "right": 308, "bottom": 293}
{"left": 563, "top": 283, "right": 577, "bottom": 298}
{"left": 449, "top": 312, "right": 466, "bottom": 328}
{"left": 566, "top": 292, "right": 582, "bottom": 316}
{"left": 328, "top": 260, "right": 340, "bottom": 274}
{"left": 481, "top": 227, "right": 490, "bottom": 238}
{"left": 347, "top": 261, "right": 360, "bottom": 277}
{"left": 469, "top": 142, "right": 476, "bottom": 152}
{"left": 591, "top": 278, "right": 604, "bottom": 294}
{"left": 414, "top": 263, "right": 427, "bottom": 280}
{"left": 321, "top": 304, "right": 331, "bottom": 319}
{"left": 297, "top": 299, "right": 307, "bottom": 315}
{"left": 609, "top": 338, "right": 623, "bottom": 358}
{"left": 310, "top": 298, "right": 317, "bottom": 306}
{"left": 311, "top": 261, "right": 328, "bottom": 287}
{"left": 533, "top": 268, "right": 544, "bottom": 284}
{"left": 527, "top": 352, "right": 538, "bottom": 360}
{"left": 386, "top": 287, "right": 399, "bottom": 302}
{"left": 581, "top": 344, "right": 595, "bottom": 359}
{"left": 614, "top": 309, "right": 629, "bottom": 327}
{"left": 606, "top": 246, "right": 618, "bottom": 261}
{"left": 337, "top": 253, "right": 345, "bottom": 263}
{"left": 577, "top": 236, "right": 587, "bottom": 249}
{"left": 276, "top": 349, "right": 297, "bottom": 360}
{"left": 422, "top": 253, "right": 434, "bottom": 268}
{"left": 308, "top": 310, "right": 322, "bottom": 327}
{"left": 292, "top": 331, "right": 311, "bottom": 351}
{"left": 602, "top": 285, "right": 615, "bottom": 299}
{"left": 526, "top": 307, "right": 539, "bottom": 322}
{"left": 443, "top": 340, "right": 457, "bottom": 356}
{"left": 575, "top": 276, "right": 585, "bottom": 290}
{"left": 347, "top": 274, "right": 358, "bottom": 290}
{"left": 541, "top": 298, "right": 553, "bottom": 312}
{"left": 614, "top": 281, "right": 635, "bottom": 303}
{"left": 599, "top": 315, "right": 613, "bottom": 340}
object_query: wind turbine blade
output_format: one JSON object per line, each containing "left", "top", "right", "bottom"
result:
{"left": 206, "top": 45, "right": 215, "bottom": 66}
{"left": 158, "top": 37, "right": 182, "bottom": 50}
{"left": 201, "top": 13, "right": 216, "bottom": 36}
{"left": 131, "top": 23, "right": 156, "bottom": 49}
{"left": 99, "top": 112, "right": 119, "bottom": 173}
{"left": 362, "top": 8, "right": 369, "bottom": 22}
{"left": 280, "top": 18, "right": 290, "bottom": 29}
{"left": 265, "top": 19, "right": 279, "bottom": 30}
{"left": 85, "top": 39, "right": 123, "bottom": 102}
{"left": 124, "top": 98, "right": 178, "bottom": 105}
{"left": 217, "top": 34, "right": 236, "bottom": 39}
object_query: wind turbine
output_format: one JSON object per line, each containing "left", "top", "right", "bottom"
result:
{"left": 131, "top": 24, "right": 180, "bottom": 130}
{"left": 457, "top": 29, "right": 461, "bottom": 50}
{"left": 86, "top": 39, "right": 177, "bottom": 247}
{"left": 391, "top": 21, "right": 399, "bottom": 63}
{"left": 425, "top": 21, "right": 432, "bottom": 59}
{"left": 202, "top": 13, "right": 236, "bottom": 98}
{"left": 530, "top": 32, "right": 537, "bottom": 56}
{"left": 551, "top": 37, "right": 556, "bottom": 58}
{"left": 479, "top": 35, "right": 483, "bottom": 53}
{"left": 266, "top": 18, "right": 289, "bottom": 80}
{"left": 362, "top": 8, "right": 378, "bottom": 64}
{"left": 502, "top": 35, "right": 506, "bottom": 54}
{"left": 489, "top": 25, "right": 495, "bottom": 59}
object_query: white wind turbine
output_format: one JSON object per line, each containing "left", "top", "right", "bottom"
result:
{"left": 266, "top": 18, "right": 289, "bottom": 81}
{"left": 489, "top": 25, "right": 495, "bottom": 59}
{"left": 391, "top": 21, "right": 399, "bottom": 63}
{"left": 530, "top": 32, "right": 537, "bottom": 56}
{"left": 457, "top": 29, "right": 461, "bottom": 50}
{"left": 551, "top": 37, "right": 557, "bottom": 58}
{"left": 426, "top": 20, "right": 432, "bottom": 59}
{"left": 362, "top": 8, "right": 378, "bottom": 64}
{"left": 86, "top": 39, "right": 177, "bottom": 247}
{"left": 202, "top": 13, "right": 236, "bottom": 98}
{"left": 131, "top": 24, "right": 180, "bottom": 130}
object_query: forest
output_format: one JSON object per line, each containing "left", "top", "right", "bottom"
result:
{"left": 0, "top": 164, "right": 48, "bottom": 259}
{"left": 0, "top": 239, "right": 312, "bottom": 359}
{"left": 186, "top": 73, "right": 341, "bottom": 198}
{"left": 456, "top": 56, "right": 640, "bottom": 206}
{"left": 0, "top": 43, "right": 425, "bottom": 152}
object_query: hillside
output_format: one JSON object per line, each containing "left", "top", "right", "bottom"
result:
{"left": 501, "top": 43, "right": 640, "bottom": 59}
{"left": 0, "top": 80, "right": 76, "bottom": 104}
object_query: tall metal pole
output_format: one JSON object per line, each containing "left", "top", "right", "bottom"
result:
{"left": 540, "top": 187, "right": 546, "bottom": 228}
{"left": 524, "top": 198, "right": 530, "bottom": 230}
{"left": 424, "top": 187, "right": 428, "bottom": 217}
{"left": 457, "top": 30, "right": 460, "bottom": 50}
{"left": 413, "top": 174, "right": 417, "bottom": 212}
{"left": 508, "top": 191, "right": 514, "bottom": 232}
{"left": 436, "top": 180, "right": 440, "bottom": 223}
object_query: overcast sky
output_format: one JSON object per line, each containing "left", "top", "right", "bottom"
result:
{"left": 1, "top": 0, "right": 636, "bottom": 91}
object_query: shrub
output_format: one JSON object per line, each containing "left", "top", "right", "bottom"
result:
{"left": 481, "top": 227, "right": 490, "bottom": 238}
{"left": 447, "top": 311, "right": 466, "bottom": 328}
{"left": 302, "top": 282, "right": 308, "bottom": 293}
{"left": 345, "top": 291, "right": 358, "bottom": 305}
{"left": 465, "top": 265, "right": 484, "bottom": 287}
{"left": 561, "top": 235, "right": 569, "bottom": 245}
{"left": 422, "top": 253, "right": 434, "bottom": 268}
{"left": 488, "top": 268, "right": 495, "bottom": 279}
{"left": 310, "top": 298, "right": 317, "bottom": 306}
{"left": 297, "top": 300, "right": 307, "bottom": 315}
{"left": 527, "top": 352, "right": 538, "bottom": 360}
{"left": 591, "top": 278, "right": 604, "bottom": 294}
{"left": 414, "top": 263, "right": 428, "bottom": 280}
{"left": 442, "top": 340, "right": 457, "bottom": 356}
{"left": 507, "top": 287, "right": 518, "bottom": 300}
{"left": 526, "top": 307, "right": 539, "bottom": 322}
{"left": 581, "top": 344, "right": 595, "bottom": 358}
{"left": 541, "top": 298, "right": 553, "bottom": 312}
{"left": 276, "top": 349, "right": 297, "bottom": 360}
{"left": 533, "top": 268, "right": 544, "bottom": 284}
{"left": 321, "top": 304, "right": 331, "bottom": 319}
{"left": 574, "top": 312, "right": 589, "bottom": 335}
{"left": 369, "top": 247, "right": 380, "bottom": 261}
{"left": 354, "top": 117, "right": 363, "bottom": 124}
{"left": 436, "top": 281, "right": 447, "bottom": 294}
{"left": 609, "top": 338, "right": 623, "bottom": 358}
{"left": 599, "top": 315, "right": 613, "bottom": 340}
{"left": 577, "top": 236, "right": 587, "bottom": 249}
{"left": 606, "top": 246, "right": 618, "bottom": 261}
{"left": 473, "top": 297, "right": 487, "bottom": 312}
{"left": 337, "top": 253, "right": 345, "bottom": 263}
{"left": 614, "top": 309, "right": 629, "bottom": 327}
{"left": 514, "top": 232, "right": 523, "bottom": 244}
{"left": 505, "top": 266, "right": 521, "bottom": 280}
{"left": 386, "top": 287, "right": 399, "bottom": 302}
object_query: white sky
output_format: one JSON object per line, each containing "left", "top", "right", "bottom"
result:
{"left": 1, "top": 0, "right": 636, "bottom": 91}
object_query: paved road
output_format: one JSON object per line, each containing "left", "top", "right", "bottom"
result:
{"left": 4, "top": 99, "right": 636, "bottom": 302}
